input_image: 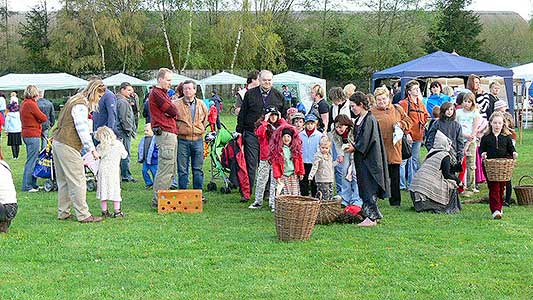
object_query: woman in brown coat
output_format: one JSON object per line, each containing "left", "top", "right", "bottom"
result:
{"left": 371, "top": 87, "right": 412, "bottom": 206}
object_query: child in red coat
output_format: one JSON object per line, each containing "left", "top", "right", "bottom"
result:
{"left": 207, "top": 102, "right": 218, "bottom": 132}
{"left": 270, "top": 124, "right": 304, "bottom": 210}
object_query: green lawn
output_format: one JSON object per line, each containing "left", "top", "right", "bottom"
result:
{"left": 1, "top": 113, "right": 532, "bottom": 299}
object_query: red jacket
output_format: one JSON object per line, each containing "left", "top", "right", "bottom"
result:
{"left": 272, "top": 149, "right": 304, "bottom": 179}
{"left": 21, "top": 98, "right": 47, "bottom": 138}
{"left": 255, "top": 118, "right": 287, "bottom": 161}
{"left": 149, "top": 87, "right": 179, "bottom": 134}
{"left": 0, "top": 113, "right": 4, "bottom": 134}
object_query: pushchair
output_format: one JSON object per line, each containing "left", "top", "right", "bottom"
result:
{"left": 35, "top": 138, "right": 97, "bottom": 192}
{"left": 205, "top": 123, "right": 236, "bottom": 194}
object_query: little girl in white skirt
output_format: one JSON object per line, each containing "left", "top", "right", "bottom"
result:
{"left": 94, "top": 126, "right": 128, "bottom": 218}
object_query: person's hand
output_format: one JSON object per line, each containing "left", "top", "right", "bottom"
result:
{"left": 308, "top": 176, "right": 313, "bottom": 181}
{"left": 264, "top": 112, "right": 271, "bottom": 122}
{"left": 345, "top": 144, "right": 354, "bottom": 153}
{"left": 406, "top": 134, "right": 413, "bottom": 145}
{"left": 337, "top": 155, "right": 344, "bottom": 164}
{"left": 481, "top": 152, "right": 487, "bottom": 160}
{"left": 91, "top": 149, "right": 101, "bottom": 160}
{"left": 513, "top": 152, "right": 518, "bottom": 159}
{"left": 299, "top": 175, "right": 304, "bottom": 180}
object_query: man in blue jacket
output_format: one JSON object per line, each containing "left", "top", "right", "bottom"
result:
{"left": 92, "top": 88, "right": 118, "bottom": 137}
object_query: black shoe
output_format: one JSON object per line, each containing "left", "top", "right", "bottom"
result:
{"left": 202, "top": 196, "right": 207, "bottom": 204}
{"left": 145, "top": 185, "right": 153, "bottom": 190}
{"left": 101, "top": 210, "right": 113, "bottom": 218}
{"left": 129, "top": 178, "right": 138, "bottom": 183}
{"left": 239, "top": 197, "right": 249, "bottom": 203}
{"left": 113, "top": 211, "right": 125, "bottom": 218}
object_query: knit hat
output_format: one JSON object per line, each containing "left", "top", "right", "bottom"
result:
{"left": 290, "top": 112, "right": 305, "bottom": 122}
{"left": 494, "top": 100, "right": 508, "bottom": 111}
{"left": 304, "top": 114, "right": 318, "bottom": 123}
{"left": 287, "top": 107, "right": 298, "bottom": 116}
{"left": 282, "top": 128, "right": 293, "bottom": 137}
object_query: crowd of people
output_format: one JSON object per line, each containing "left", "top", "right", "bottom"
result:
{"left": 0, "top": 70, "right": 520, "bottom": 233}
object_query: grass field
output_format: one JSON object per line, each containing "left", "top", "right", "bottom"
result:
{"left": 1, "top": 113, "right": 532, "bottom": 299}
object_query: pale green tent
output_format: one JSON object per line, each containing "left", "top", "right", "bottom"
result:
{"left": 0, "top": 73, "right": 88, "bottom": 91}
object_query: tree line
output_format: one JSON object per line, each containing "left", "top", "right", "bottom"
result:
{"left": 0, "top": 0, "right": 532, "bottom": 90}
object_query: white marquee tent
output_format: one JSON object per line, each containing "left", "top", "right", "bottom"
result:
{"left": 198, "top": 71, "right": 246, "bottom": 99}
{"left": 103, "top": 73, "right": 149, "bottom": 87}
{"left": 512, "top": 62, "right": 533, "bottom": 82}
{"left": 273, "top": 71, "right": 326, "bottom": 113}
{"left": 0, "top": 73, "right": 88, "bottom": 91}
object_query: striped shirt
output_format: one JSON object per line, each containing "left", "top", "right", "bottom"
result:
{"left": 72, "top": 104, "right": 95, "bottom": 151}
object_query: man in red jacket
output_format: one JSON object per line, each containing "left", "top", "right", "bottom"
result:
{"left": 149, "top": 68, "right": 179, "bottom": 209}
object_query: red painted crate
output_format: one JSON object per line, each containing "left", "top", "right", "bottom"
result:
{"left": 157, "top": 190, "right": 202, "bottom": 214}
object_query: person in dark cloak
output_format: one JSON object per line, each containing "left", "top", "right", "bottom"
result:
{"left": 350, "top": 92, "right": 390, "bottom": 227}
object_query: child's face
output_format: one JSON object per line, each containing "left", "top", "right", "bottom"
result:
{"left": 269, "top": 113, "right": 279, "bottom": 123}
{"left": 335, "top": 124, "right": 348, "bottom": 135}
{"left": 445, "top": 106, "right": 455, "bottom": 118}
{"left": 491, "top": 116, "right": 504, "bottom": 133}
{"left": 293, "top": 118, "right": 304, "bottom": 129}
{"left": 320, "top": 144, "right": 330, "bottom": 155}
{"left": 144, "top": 127, "right": 154, "bottom": 136}
{"left": 282, "top": 134, "right": 292, "bottom": 146}
{"left": 463, "top": 99, "right": 473, "bottom": 111}
{"left": 305, "top": 121, "right": 316, "bottom": 131}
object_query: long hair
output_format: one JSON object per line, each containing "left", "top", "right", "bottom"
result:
{"left": 84, "top": 79, "right": 106, "bottom": 112}
{"left": 487, "top": 111, "right": 511, "bottom": 136}
{"left": 94, "top": 126, "right": 117, "bottom": 154}
{"left": 466, "top": 74, "right": 480, "bottom": 94}
{"left": 269, "top": 124, "right": 302, "bottom": 167}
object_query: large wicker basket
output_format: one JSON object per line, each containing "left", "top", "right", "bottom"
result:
{"left": 483, "top": 158, "right": 515, "bottom": 182}
{"left": 316, "top": 200, "right": 343, "bottom": 225}
{"left": 275, "top": 196, "right": 320, "bottom": 241}
{"left": 514, "top": 175, "right": 533, "bottom": 205}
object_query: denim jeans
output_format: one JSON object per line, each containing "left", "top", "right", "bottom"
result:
{"left": 22, "top": 137, "right": 40, "bottom": 191}
{"left": 331, "top": 145, "right": 343, "bottom": 194}
{"left": 142, "top": 162, "right": 158, "bottom": 186}
{"left": 400, "top": 141, "right": 422, "bottom": 189}
{"left": 177, "top": 138, "right": 204, "bottom": 189}
{"left": 340, "top": 157, "right": 362, "bottom": 207}
{"left": 120, "top": 135, "right": 133, "bottom": 180}
{"left": 40, "top": 129, "right": 49, "bottom": 151}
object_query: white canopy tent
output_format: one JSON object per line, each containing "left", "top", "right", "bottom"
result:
{"left": 0, "top": 73, "right": 88, "bottom": 91}
{"left": 273, "top": 71, "right": 326, "bottom": 113}
{"left": 146, "top": 73, "right": 197, "bottom": 87}
{"left": 512, "top": 62, "right": 533, "bottom": 82}
{"left": 198, "top": 71, "right": 246, "bottom": 100}
{"left": 512, "top": 63, "right": 533, "bottom": 129}
{"left": 103, "top": 72, "right": 149, "bottom": 87}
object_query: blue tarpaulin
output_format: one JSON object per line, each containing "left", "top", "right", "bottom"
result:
{"left": 372, "top": 51, "right": 514, "bottom": 113}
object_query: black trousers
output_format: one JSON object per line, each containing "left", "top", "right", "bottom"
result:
{"left": 300, "top": 163, "right": 317, "bottom": 197}
{"left": 505, "top": 180, "right": 512, "bottom": 204}
{"left": 242, "top": 130, "right": 259, "bottom": 199}
{"left": 11, "top": 145, "right": 20, "bottom": 159}
{"left": 388, "top": 164, "right": 401, "bottom": 206}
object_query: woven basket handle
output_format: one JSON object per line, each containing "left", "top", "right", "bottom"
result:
{"left": 518, "top": 175, "right": 533, "bottom": 186}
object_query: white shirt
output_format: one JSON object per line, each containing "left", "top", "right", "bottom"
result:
{"left": 0, "top": 96, "right": 6, "bottom": 111}
{"left": 0, "top": 160, "right": 17, "bottom": 204}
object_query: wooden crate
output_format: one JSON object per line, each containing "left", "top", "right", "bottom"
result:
{"left": 157, "top": 190, "right": 202, "bottom": 214}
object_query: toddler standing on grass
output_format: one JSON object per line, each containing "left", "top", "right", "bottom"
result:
{"left": 270, "top": 124, "right": 305, "bottom": 210}
{"left": 138, "top": 124, "right": 158, "bottom": 189}
{"left": 308, "top": 136, "right": 336, "bottom": 201}
{"left": 479, "top": 112, "right": 517, "bottom": 220}
{"left": 95, "top": 126, "right": 128, "bottom": 218}
{"left": 0, "top": 145, "right": 17, "bottom": 233}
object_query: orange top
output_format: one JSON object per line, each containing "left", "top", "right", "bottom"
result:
{"left": 398, "top": 96, "right": 429, "bottom": 142}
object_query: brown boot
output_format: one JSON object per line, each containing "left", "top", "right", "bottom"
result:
{"left": 79, "top": 215, "right": 103, "bottom": 223}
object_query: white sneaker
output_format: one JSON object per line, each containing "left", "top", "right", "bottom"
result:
{"left": 332, "top": 195, "right": 343, "bottom": 202}
{"left": 248, "top": 203, "right": 262, "bottom": 209}
{"left": 28, "top": 188, "right": 39, "bottom": 193}
{"left": 492, "top": 210, "right": 502, "bottom": 219}
{"left": 472, "top": 188, "right": 480, "bottom": 193}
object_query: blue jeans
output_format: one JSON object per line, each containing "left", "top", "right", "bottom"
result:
{"left": 340, "top": 158, "right": 362, "bottom": 207}
{"left": 142, "top": 162, "right": 158, "bottom": 186}
{"left": 22, "top": 137, "right": 40, "bottom": 191}
{"left": 40, "top": 129, "right": 49, "bottom": 151}
{"left": 177, "top": 139, "right": 204, "bottom": 189}
{"left": 331, "top": 146, "right": 343, "bottom": 194}
{"left": 120, "top": 135, "right": 133, "bottom": 180}
{"left": 400, "top": 141, "right": 422, "bottom": 189}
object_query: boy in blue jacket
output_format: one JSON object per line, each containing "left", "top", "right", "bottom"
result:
{"left": 138, "top": 124, "right": 158, "bottom": 189}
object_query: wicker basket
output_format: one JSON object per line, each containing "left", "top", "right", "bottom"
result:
{"left": 316, "top": 200, "right": 342, "bottom": 225}
{"left": 275, "top": 196, "right": 320, "bottom": 241}
{"left": 514, "top": 175, "right": 533, "bottom": 205}
{"left": 483, "top": 158, "right": 515, "bottom": 182}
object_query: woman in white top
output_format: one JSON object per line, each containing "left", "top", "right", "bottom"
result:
{"left": 5, "top": 101, "right": 22, "bottom": 159}
{"left": 0, "top": 146, "right": 18, "bottom": 233}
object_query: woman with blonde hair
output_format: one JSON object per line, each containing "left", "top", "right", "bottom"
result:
{"left": 52, "top": 79, "right": 106, "bottom": 223}
{"left": 20, "top": 85, "right": 47, "bottom": 192}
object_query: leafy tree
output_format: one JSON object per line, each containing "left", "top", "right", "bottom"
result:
{"left": 19, "top": 0, "right": 52, "bottom": 71}
{"left": 426, "top": 0, "right": 485, "bottom": 58}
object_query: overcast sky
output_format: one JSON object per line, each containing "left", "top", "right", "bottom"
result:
{"left": 8, "top": 0, "right": 533, "bottom": 21}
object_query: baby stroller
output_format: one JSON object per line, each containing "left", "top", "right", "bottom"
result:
{"left": 205, "top": 123, "right": 235, "bottom": 194}
{"left": 35, "top": 138, "right": 97, "bottom": 192}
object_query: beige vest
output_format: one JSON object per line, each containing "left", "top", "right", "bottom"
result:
{"left": 53, "top": 96, "right": 88, "bottom": 152}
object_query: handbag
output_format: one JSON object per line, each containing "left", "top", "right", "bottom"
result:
{"left": 393, "top": 104, "right": 412, "bottom": 160}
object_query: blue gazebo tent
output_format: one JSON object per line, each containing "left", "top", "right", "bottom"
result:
{"left": 372, "top": 51, "right": 514, "bottom": 113}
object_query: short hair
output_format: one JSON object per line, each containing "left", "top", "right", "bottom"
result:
{"left": 430, "top": 81, "right": 443, "bottom": 91}
{"left": 432, "top": 106, "right": 440, "bottom": 118}
{"left": 246, "top": 70, "right": 259, "bottom": 84}
{"left": 343, "top": 83, "right": 357, "bottom": 97}
{"left": 349, "top": 91, "right": 369, "bottom": 110}
{"left": 319, "top": 136, "right": 331, "bottom": 147}
{"left": 405, "top": 80, "right": 420, "bottom": 96}
{"left": 328, "top": 87, "right": 345, "bottom": 103}
{"left": 312, "top": 84, "right": 324, "bottom": 98}
{"left": 24, "top": 85, "right": 39, "bottom": 99}
{"left": 334, "top": 114, "right": 353, "bottom": 128}
{"left": 182, "top": 80, "right": 196, "bottom": 89}
{"left": 282, "top": 85, "right": 287, "bottom": 88}
{"left": 439, "top": 102, "right": 456, "bottom": 119}
{"left": 374, "top": 86, "right": 390, "bottom": 98}
{"left": 489, "top": 81, "right": 501, "bottom": 89}
{"left": 259, "top": 70, "right": 273, "bottom": 79}
{"left": 157, "top": 68, "right": 172, "bottom": 80}
{"left": 120, "top": 82, "right": 132, "bottom": 90}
